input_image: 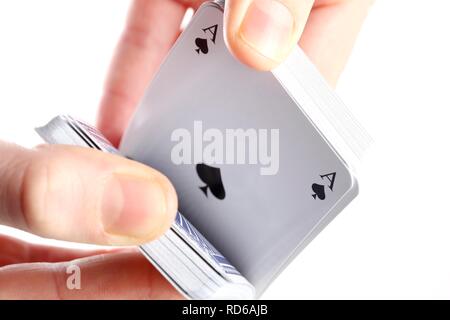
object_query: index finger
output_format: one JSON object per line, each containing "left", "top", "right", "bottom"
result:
{"left": 97, "top": 0, "right": 189, "bottom": 146}
{"left": 0, "top": 250, "right": 182, "bottom": 299}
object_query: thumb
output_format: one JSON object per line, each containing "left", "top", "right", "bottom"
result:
{"left": 224, "top": 0, "right": 314, "bottom": 70}
{"left": 0, "top": 142, "right": 177, "bottom": 245}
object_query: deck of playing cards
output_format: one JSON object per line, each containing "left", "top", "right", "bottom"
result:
{"left": 36, "top": 0, "right": 371, "bottom": 299}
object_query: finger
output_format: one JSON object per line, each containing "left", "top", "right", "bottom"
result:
{"left": 0, "top": 234, "right": 126, "bottom": 267}
{"left": 0, "top": 250, "right": 182, "bottom": 299}
{"left": 224, "top": 0, "right": 314, "bottom": 71}
{"left": 97, "top": 0, "right": 188, "bottom": 146}
{"left": 300, "top": 0, "right": 375, "bottom": 86}
{"left": 0, "top": 142, "right": 177, "bottom": 246}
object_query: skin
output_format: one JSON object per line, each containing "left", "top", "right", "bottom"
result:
{"left": 0, "top": 0, "right": 374, "bottom": 299}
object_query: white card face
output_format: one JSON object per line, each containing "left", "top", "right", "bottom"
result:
{"left": 120, "top": 3, "right": 356, "bottom": 293}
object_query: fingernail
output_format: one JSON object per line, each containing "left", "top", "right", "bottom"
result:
{"left": 101, "top": 173, "right": 168, "bottom": 243}
{"left": 239, "top": 0, "right": 294, "bottom": 62}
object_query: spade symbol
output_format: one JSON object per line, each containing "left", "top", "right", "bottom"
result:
{"left": 196, "top": 163, "right": 226, "bottom": 200}
{"left": 312, "top": 183, "right": 326, "bottom": 200}
{"left": 195, "top": 38, "right": 209, "bottom": 54}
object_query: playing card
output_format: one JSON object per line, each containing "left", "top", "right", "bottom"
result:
{"left": 172, "top": 209, "right": 240, "bottom": 276}
{"left": 120, "top": 1, "right": 369, "bottom": 295}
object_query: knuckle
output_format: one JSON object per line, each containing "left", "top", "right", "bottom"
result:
{"left": 0, "top": 148, "right": 29, "bottom": 227}
{"left": 20, "top": 150, "right": 53, "bottom": 233}
{"left": 20, "top": 146, "right": 77, "bottom": 236}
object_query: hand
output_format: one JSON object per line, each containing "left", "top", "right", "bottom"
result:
{"left": 0, "top": 142, "right": 180, "bottom": 299}
{"left": 0, "top": 0, "right": 374, "bottom": 299}
{"left": 97, "top": 0, "right": 374, "bottom": 146}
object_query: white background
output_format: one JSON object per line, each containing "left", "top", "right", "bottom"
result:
{"left": 0, "top": 0, "right": 449, "bottom": 299}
